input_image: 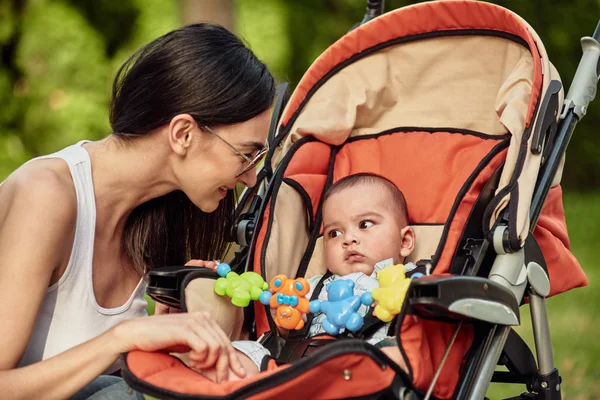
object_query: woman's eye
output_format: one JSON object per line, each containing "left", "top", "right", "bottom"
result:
{"left": 359, "top": 220, "right": 374, "bottom": 229}
{"left": 328, "top": 229, "right": 341, "bottom": 239}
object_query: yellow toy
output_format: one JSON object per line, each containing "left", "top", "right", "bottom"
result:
{"left": 372, "top": 264, "right": 412, "bottom": 322}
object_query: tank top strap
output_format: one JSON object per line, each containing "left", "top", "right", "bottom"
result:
{"left": 35, "top": 141, "right": 96, "bottom": 289}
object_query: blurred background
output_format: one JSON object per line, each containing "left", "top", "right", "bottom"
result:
{"left": 0, "top": 0, "right": 598, "bottom": 398}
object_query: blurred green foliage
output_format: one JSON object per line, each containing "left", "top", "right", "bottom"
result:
{"left": 0, "top": 0, "right": 598, "bottom": 187}
{"left": 0, "top": 0, "right": 179, "bottom": 178}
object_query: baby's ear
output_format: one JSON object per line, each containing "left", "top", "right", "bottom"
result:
{"left": 399, "top": 226, "right": 416, "bottom": 257}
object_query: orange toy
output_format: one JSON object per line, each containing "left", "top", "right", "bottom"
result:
{"left": 265, "top": 274, "right": 310, "bottom": 330}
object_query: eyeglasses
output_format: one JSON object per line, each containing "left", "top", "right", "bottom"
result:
{"left": 201, "top": 125, "right": 268, "bottom": 177}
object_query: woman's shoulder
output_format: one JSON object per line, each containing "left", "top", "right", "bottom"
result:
{"left": 0, "top": 158, "right": 79, "bottom": 278}
{"left": 0, "top": 158, "right": 77, "bottom": 224}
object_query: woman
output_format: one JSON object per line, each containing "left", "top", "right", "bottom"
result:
{"left": 0, "top": 23, "right": 275, "bottom": 399}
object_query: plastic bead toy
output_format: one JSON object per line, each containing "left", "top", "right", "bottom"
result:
{"left": 259, "top": 274, "right": 310, "bottom": 330}
{"left": 214, "top": 263, "right": 268, "bottom": 307}
{"left": 372, "top": 264, "right": 412, "bottom": 322}
{"left": 308, "top": 279, "right": 374, "bottom": 335}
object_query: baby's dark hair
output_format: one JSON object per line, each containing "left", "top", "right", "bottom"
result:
{"left": 322, "top": 173, "right": 409, "bottom": 225}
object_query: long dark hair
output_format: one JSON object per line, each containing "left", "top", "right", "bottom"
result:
{"left": 109, "top": 24, "right": 275, "bottom": 276}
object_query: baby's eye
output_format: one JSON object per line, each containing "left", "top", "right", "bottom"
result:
{"left": 328, "top": 229, "right": 342, "bottom": 239}
{"left": 359, "top": 220, "right": 374, "bottom": 229}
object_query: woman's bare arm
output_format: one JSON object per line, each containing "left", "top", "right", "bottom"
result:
{"left": 0, "top": 166, "right": 117, "bottom": 399}
{"left": 0, "top": 167, "right": 246, "bottom": 399}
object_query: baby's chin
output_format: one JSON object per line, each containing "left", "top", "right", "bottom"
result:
{"left": 330, "top": 261, "right": 375, "bottom": 276}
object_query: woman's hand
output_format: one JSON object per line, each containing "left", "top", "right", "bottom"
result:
{"left": 154, "top": 302, "right": 181, "bottom": 315}
{"left": 113, "top": 311, "right": 246, "bottom": 383}
{"left": 185, "top": 259, "right": 219, "bottom": 269}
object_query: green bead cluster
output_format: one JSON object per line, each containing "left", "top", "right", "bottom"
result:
{"left": 214, "top": 271, "right": 269, "bottom": 307}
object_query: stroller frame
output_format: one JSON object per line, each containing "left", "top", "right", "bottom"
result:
{"left": 143, "top": 2, "right": 600, "bottom": 399}
{"left": 453, "top": 16, "right": 600, "bottom": 399}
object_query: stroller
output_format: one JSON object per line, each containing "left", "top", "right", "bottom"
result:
{"left": 122, "top": 1, "right": 598, "bottom": 399}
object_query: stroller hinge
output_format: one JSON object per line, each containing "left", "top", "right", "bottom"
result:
{"left": 460, "top": 238, "right": 487, "bottom": 276}
{"left": 489, "top": 226, "right": 528, "bottom": 303}
{"left": 531, "top": 80, "right": 561, "bottom": 157}
{"left": 529, "top": 368, "right": 562, "bottom": 400}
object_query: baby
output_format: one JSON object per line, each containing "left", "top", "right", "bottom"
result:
{"left": 308, "top": 172, "right": 416, "bottom": 345}
{"left": 194, "top": 173, "right": 414, "bottom": 381}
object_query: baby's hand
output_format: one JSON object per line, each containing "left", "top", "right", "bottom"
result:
{"left": 269, "top": 307, "right": 308, "bottom": 338}
{"left": 189, "top": 350, "right": 259, "bottom": 383}
{"left": 269, "top": 308, "right": 290, "bottom": 337}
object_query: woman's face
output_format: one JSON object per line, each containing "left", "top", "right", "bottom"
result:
{"left": 178, "top": 109, "right": 271, "bottom": 212}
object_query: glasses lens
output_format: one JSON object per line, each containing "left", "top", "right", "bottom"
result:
{"left": 238, "top": 144, "right": 268, "bottom": 176}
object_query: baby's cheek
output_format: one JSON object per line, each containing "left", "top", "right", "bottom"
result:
{"left": 323, "top": 246, "right": 338, "bottom": 265}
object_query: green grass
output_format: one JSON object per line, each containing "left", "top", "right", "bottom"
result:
{"left": 487, "top": 191, "right": 600, "bottom": 399}
{"left": 145, "top": 295, "right": 155, "bottom": 315}
{"left": 142, "top": 191, "right": 599, "bottom": 399}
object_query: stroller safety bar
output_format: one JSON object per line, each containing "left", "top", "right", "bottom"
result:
{"left": 408, "top": 276, "right": 520, "bottom": 326}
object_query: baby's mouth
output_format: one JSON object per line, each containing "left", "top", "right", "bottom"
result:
{"left": 345, "top": 250, "right": 365, "bottom": 262}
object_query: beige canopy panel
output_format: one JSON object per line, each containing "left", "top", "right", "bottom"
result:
{"left": 269, "top": 1, "right": 563, "bottom": 249}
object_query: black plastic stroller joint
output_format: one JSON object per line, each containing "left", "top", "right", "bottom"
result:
{"left": 233, "top": 194, "right": 261, "bottom": 248}
{"left": 349, "top": 0, "right": 385, "bottom": 31}
{"left": 362, "top": 0, "right": 385, "bottom": 24}
{"left": 530, "top": 81, "right": 562, "bottom": 157}
{"left": 529, "top": 368, "right": 562, "bottom": 400}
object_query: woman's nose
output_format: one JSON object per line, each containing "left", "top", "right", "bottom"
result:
{"left": 237, "top": 167, "right": 258, "bottom": 188}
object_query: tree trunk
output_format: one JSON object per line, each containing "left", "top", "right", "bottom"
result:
{"left": 181, "top": 0, "right": 235, "bottom": 32}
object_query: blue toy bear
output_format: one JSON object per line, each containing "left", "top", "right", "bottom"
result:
{"left": 308, "top": 279, "right": 374, "bottom": 335}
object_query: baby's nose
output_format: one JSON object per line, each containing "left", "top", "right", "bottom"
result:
{"left": 343, "top": 234, "right": 360, "bottom": 245}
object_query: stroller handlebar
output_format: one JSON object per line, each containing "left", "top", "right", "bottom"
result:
{"left": 530, "top": 20, "right": 600, "bottom": 232}
{"left": 593, "top": 19, "right": 600, "bottom": 42}
{"left": 561, "top": 20, "right": 600, "bottom": 120}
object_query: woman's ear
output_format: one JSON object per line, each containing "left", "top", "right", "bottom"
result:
{"left": 168, "top": 114, "right": 197, "bottom": 155}
{"left": 399, "top": 226, "right": 415, "bottom": 258}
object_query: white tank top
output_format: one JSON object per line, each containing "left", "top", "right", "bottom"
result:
{"left": 17, "top": 141, "right": 148, "bottom": 373}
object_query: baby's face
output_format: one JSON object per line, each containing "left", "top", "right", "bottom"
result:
{"left": 322, "top": 184, "right": 407, "bottom": 276}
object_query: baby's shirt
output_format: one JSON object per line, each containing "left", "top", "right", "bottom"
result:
{"left": 306, "top": 261, "right": 417, "bottom": 345}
